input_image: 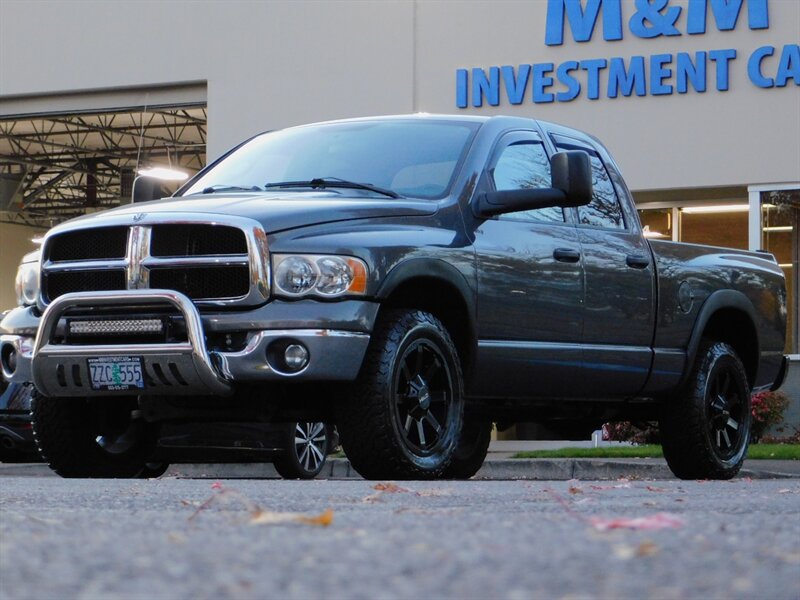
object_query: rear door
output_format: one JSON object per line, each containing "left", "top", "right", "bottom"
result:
{"left": 471, "top": 131, "right": 585, "bottom": 398}
{"left": 552, "top": 134, "right": 655, "bottom": 397}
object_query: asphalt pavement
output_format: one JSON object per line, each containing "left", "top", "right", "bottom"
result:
{"left": 1, "top": 477, "right": 799, "bottom": 599}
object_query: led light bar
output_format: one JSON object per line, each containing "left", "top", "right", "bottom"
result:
{"left": 69, "top": 319, "right": 163, "bottom": 336}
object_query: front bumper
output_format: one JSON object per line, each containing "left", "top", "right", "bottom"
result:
{"left": 1, "top": 291, "right": 374, "bottom": 397}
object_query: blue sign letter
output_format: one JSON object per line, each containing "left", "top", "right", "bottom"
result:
{"left": 676, "top": 52, "right": 708, "bottom": 93}
{"left": 709, "top": 49, "right": 736, "bottom": 91}
{"left": 545, "top": 0, "right": 623, "bottom": 45}
{"left": 533, "top": 63, "right": 556, "bottom": 103}
{"left": 456, "top": 69, "right": 469, "bottom": 108}
{"left": 472, "top": 67, "right": 500, "bottom": 107}
{"left": 687, "top": 0, "right": 769, "bottom": 34}
{"left": 557, "top": 61, "right": 582, "bottom": 101}
{"left": 748, "top": 46, "right": 775, "bottom": 88}
{"left": 502, "top": 65, "right": 532, "bottom": 104}
{"left": 607, "top": 56, "right": 647, "bottom": 97}
{"left": 776, "top": 44, "right": 800, "bottom": 87}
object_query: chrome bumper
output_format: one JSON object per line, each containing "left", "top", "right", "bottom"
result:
{"left": 31, "top": 290, "right": 232, "bottom": 397}
{"left": 2, "top": 290, "right": 371, "bottom": 397}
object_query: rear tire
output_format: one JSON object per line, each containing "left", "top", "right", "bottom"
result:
{"left": 273, "top": 422, "right": 330, "bottom": 479}
{"left": 337, "top": 309, "right": 464, "bottom": 480}
{"left": 31, "top": 393, "right": 158, "bottom": 478}
{"left": 442, "top": 418, "right": 492, "bottom": 479}
{"left": 660, "top": 341, "right": 751, "bottom": 480}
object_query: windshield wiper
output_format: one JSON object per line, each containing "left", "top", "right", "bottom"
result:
{"left": 263, "top": 177, "right": 401, "bottom": 199}
{"left": 192, "top": 185, "right": 263, "bottom": 195}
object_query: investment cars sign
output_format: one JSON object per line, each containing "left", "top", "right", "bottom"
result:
{"left": 456, "top": 0, "right": 799, "bottom": 107}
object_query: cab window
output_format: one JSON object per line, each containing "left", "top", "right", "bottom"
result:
{"left": 492, "top": 141, "right": 564, "bottom": 224}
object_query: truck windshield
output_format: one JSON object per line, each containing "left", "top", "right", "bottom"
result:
{"left": 179, "top": 119, "right": 479, "bottom": 200}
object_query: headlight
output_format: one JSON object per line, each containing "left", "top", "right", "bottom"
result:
{"left": 14, "top": 261, "right": 40, "bottom": 306}
{"left": 272, "top": 254, "right": 367, "bottom": 298}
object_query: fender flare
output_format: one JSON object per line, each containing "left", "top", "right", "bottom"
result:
{"left": 376, "top": 258, "right": 477, "bottom": 350}
{"left": 681, "top": 289, "right": 759, "bottom": 386}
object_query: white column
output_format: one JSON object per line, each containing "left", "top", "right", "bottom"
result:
{"left": 747, "top": 187, "right": 761, "bottom": 252}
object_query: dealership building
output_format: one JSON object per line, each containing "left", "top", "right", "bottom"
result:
{"left": 1, "top": 1, "right": 798, "bottom": 402}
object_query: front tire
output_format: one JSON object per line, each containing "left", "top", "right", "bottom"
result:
{"left": 31, "top": 393, "right": 158, "bottom": 478}
{"left": 660, "top": 341, "right": 751, "bottom": 480}
{"left": 337, "top": 309, "right": 464, "bottom": 480}
{"left": 443, "top": 418, "right": 492, "bottom": 479}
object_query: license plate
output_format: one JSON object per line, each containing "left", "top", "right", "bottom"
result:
{"left": 87, "top": 356, "right": 145, "bottom": 391}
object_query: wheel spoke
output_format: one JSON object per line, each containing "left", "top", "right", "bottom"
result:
{"left": 401, "top": 361, "right": 412, "bottom": 382}
{"left": 299, "top": 445, "right": 310, "bottom": 469}
{"left": 721, "top": 429, "right": 732, "bottom": 449}
{"left": 417, "top": 420, "right": 427, "bottom": 446}
{"left": 309, "top": 443, "right": 325, "bottom": 464}
{"left": 726, "top": 418, "right": 739, "bottom": 431}
{"left": 294, "top": 437, "right": 306, "bottom": 445}
{"left": 423, "top": 357, "right": 441, "bottom": 382}
{"left": 295, "top": 424, "right": 307, "bottom": 441}
{"left": 415, "top": 345, "right": 424, "bottom": 376}
{"left": 716, "top": 429, "right": 722, "bottom": 448}
{"left": 404, "top": 415, "right": 414, "bottom": 434}
{"left": 424, "top": 412, "right": 443, "bottom": 434}
{"left": 309, "top": 422, "right": 325, "bottom": 438}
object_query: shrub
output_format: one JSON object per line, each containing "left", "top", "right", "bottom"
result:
{"left": 750, "top": 391, "right": 791, "bottom": 442}
{"left": 602, "top": 421, "right": 661, "bottom": 445}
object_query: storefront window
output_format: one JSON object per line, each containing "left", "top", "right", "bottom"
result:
{"left": 761, "top": 191, "right": 799, "bottom": 354}
{"left": 680, "top": 204, "right": 749, "bottom": 250}
{"left": 638, "top": 208, "right": 673, "bottom": 240}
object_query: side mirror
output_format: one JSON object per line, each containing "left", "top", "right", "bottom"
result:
{"left": 131, "top": 176, "right": 165, "bottom": 203}
{"left": 473, "top": 150, "right": 593, "bottom": 218}
{"left": 551, "top": 150, "right": 592, "bottom": 207}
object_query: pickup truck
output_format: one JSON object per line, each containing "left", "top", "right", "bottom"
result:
{"left": 0, "top": 115, "right": 788, "bottom": 480}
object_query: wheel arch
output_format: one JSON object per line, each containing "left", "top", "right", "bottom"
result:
{"left": 683, "top": 290, "right": 759, "bottom": 388}
{"left": 376, "top": 259, "right": 476, "bottom": 372}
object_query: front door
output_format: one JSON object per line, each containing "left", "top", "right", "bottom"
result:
{"left": 471, "top": 132, "right": 584, "bottom": 398}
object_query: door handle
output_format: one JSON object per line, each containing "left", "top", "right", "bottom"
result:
{"left": 553, "top": 248, "right": 581, "bottom": 263}
{"left": 626, "top": 253, "right": 651, "bottom": 269}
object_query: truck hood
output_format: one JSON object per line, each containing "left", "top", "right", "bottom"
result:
{"left": 55, "top": 191, "right": 438, "bottom": 234}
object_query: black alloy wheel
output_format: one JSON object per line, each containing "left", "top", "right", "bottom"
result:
{"left": 337, "top": 309, "right": 464, "bottom": 480}
{"left": 393, "top": 339, "right": 452, "bottom": 456}
{"left": 31, "top": 393, "right": 159, "bottom": 478}
{"left": 273, "top": 422, "right": 329, "bottom": 479}
{"left": 660, "top": 340, "right": 751, "bottom": 480}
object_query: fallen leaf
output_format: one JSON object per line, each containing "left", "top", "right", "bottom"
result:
{"left": 211, "top": 482, "right": 223, "bottom": 490}
{"left": 373, "top": 482, "right": 410, "bottom": 493}
{"left": 250, "top": 508, "right": 333, "bottom": 527}
{"left": 568, "top": 486, "right": 583, "bottom": 495}
{"left": 589, "top": 513, "right": 684, "bottom": 532}
{"left": 636, "top": 541, "right": 659, "bottom": 556}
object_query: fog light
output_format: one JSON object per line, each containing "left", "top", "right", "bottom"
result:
{"left": 284, "top": 344, "right": 309, "bottom": 371}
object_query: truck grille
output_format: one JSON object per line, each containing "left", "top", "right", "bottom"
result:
{"left": 150, "top": 266, "right": 250, "bottom": 300}
{"left": 45, "top": 270, "right": 126, "bottom": 301}
{"left": 150, "top": 224, "right": 247, "bottom": 257}
{"left": 47, "top": 227, "right": 128, "bottom": 262}
{"left": 41, "top": 219, "right": 267, "bottom": 307}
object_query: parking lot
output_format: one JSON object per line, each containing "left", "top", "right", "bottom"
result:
{"left": 1, "top": 475, "right": 798, "bottom": 600}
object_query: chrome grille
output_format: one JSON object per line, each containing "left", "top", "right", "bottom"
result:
{"left": 40, "top": 216, "right": 269, "bottom": 308}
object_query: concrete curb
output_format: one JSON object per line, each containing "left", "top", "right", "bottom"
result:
{"left": 1, "top": 458, "right": 797, "bottom": 480}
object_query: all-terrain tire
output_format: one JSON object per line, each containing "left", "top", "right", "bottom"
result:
{"left": 442, "top": 418, "right": 492, "bottom": 479}
{"left": 31, "top": 392, "right": 158, "bottom": 478}
{"left": 337, "top": 309, "right": 464, "bottom": 480}
{"left": 660, "top": 340, "right": 751, "bottom": 480}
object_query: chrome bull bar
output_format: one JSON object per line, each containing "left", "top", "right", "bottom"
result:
{"left": 32, "top": 290, "right": 232, "bottom": 397}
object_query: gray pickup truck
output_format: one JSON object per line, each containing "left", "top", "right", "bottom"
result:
{"left": 0, "top": 115, "right": 788, "bottom": 480}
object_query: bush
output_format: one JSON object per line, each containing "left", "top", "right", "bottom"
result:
{"left": 603, "top": 390, "right": 792, "bottom": 445}
{"left": 602, "top": 421, "right": 661, "bottom": 445}
{"left": 751, "top": 391, "right": 791, "bottom": 442}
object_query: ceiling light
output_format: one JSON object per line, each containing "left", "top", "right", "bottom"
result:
{"left": 762, "top": 226, "right": 793, "bottom": 232}
{"left": 681, "top": 204, "right": 750, "bottom": 214}
{"left": 137, "top": 167, "right": 189, "bottom": 181}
